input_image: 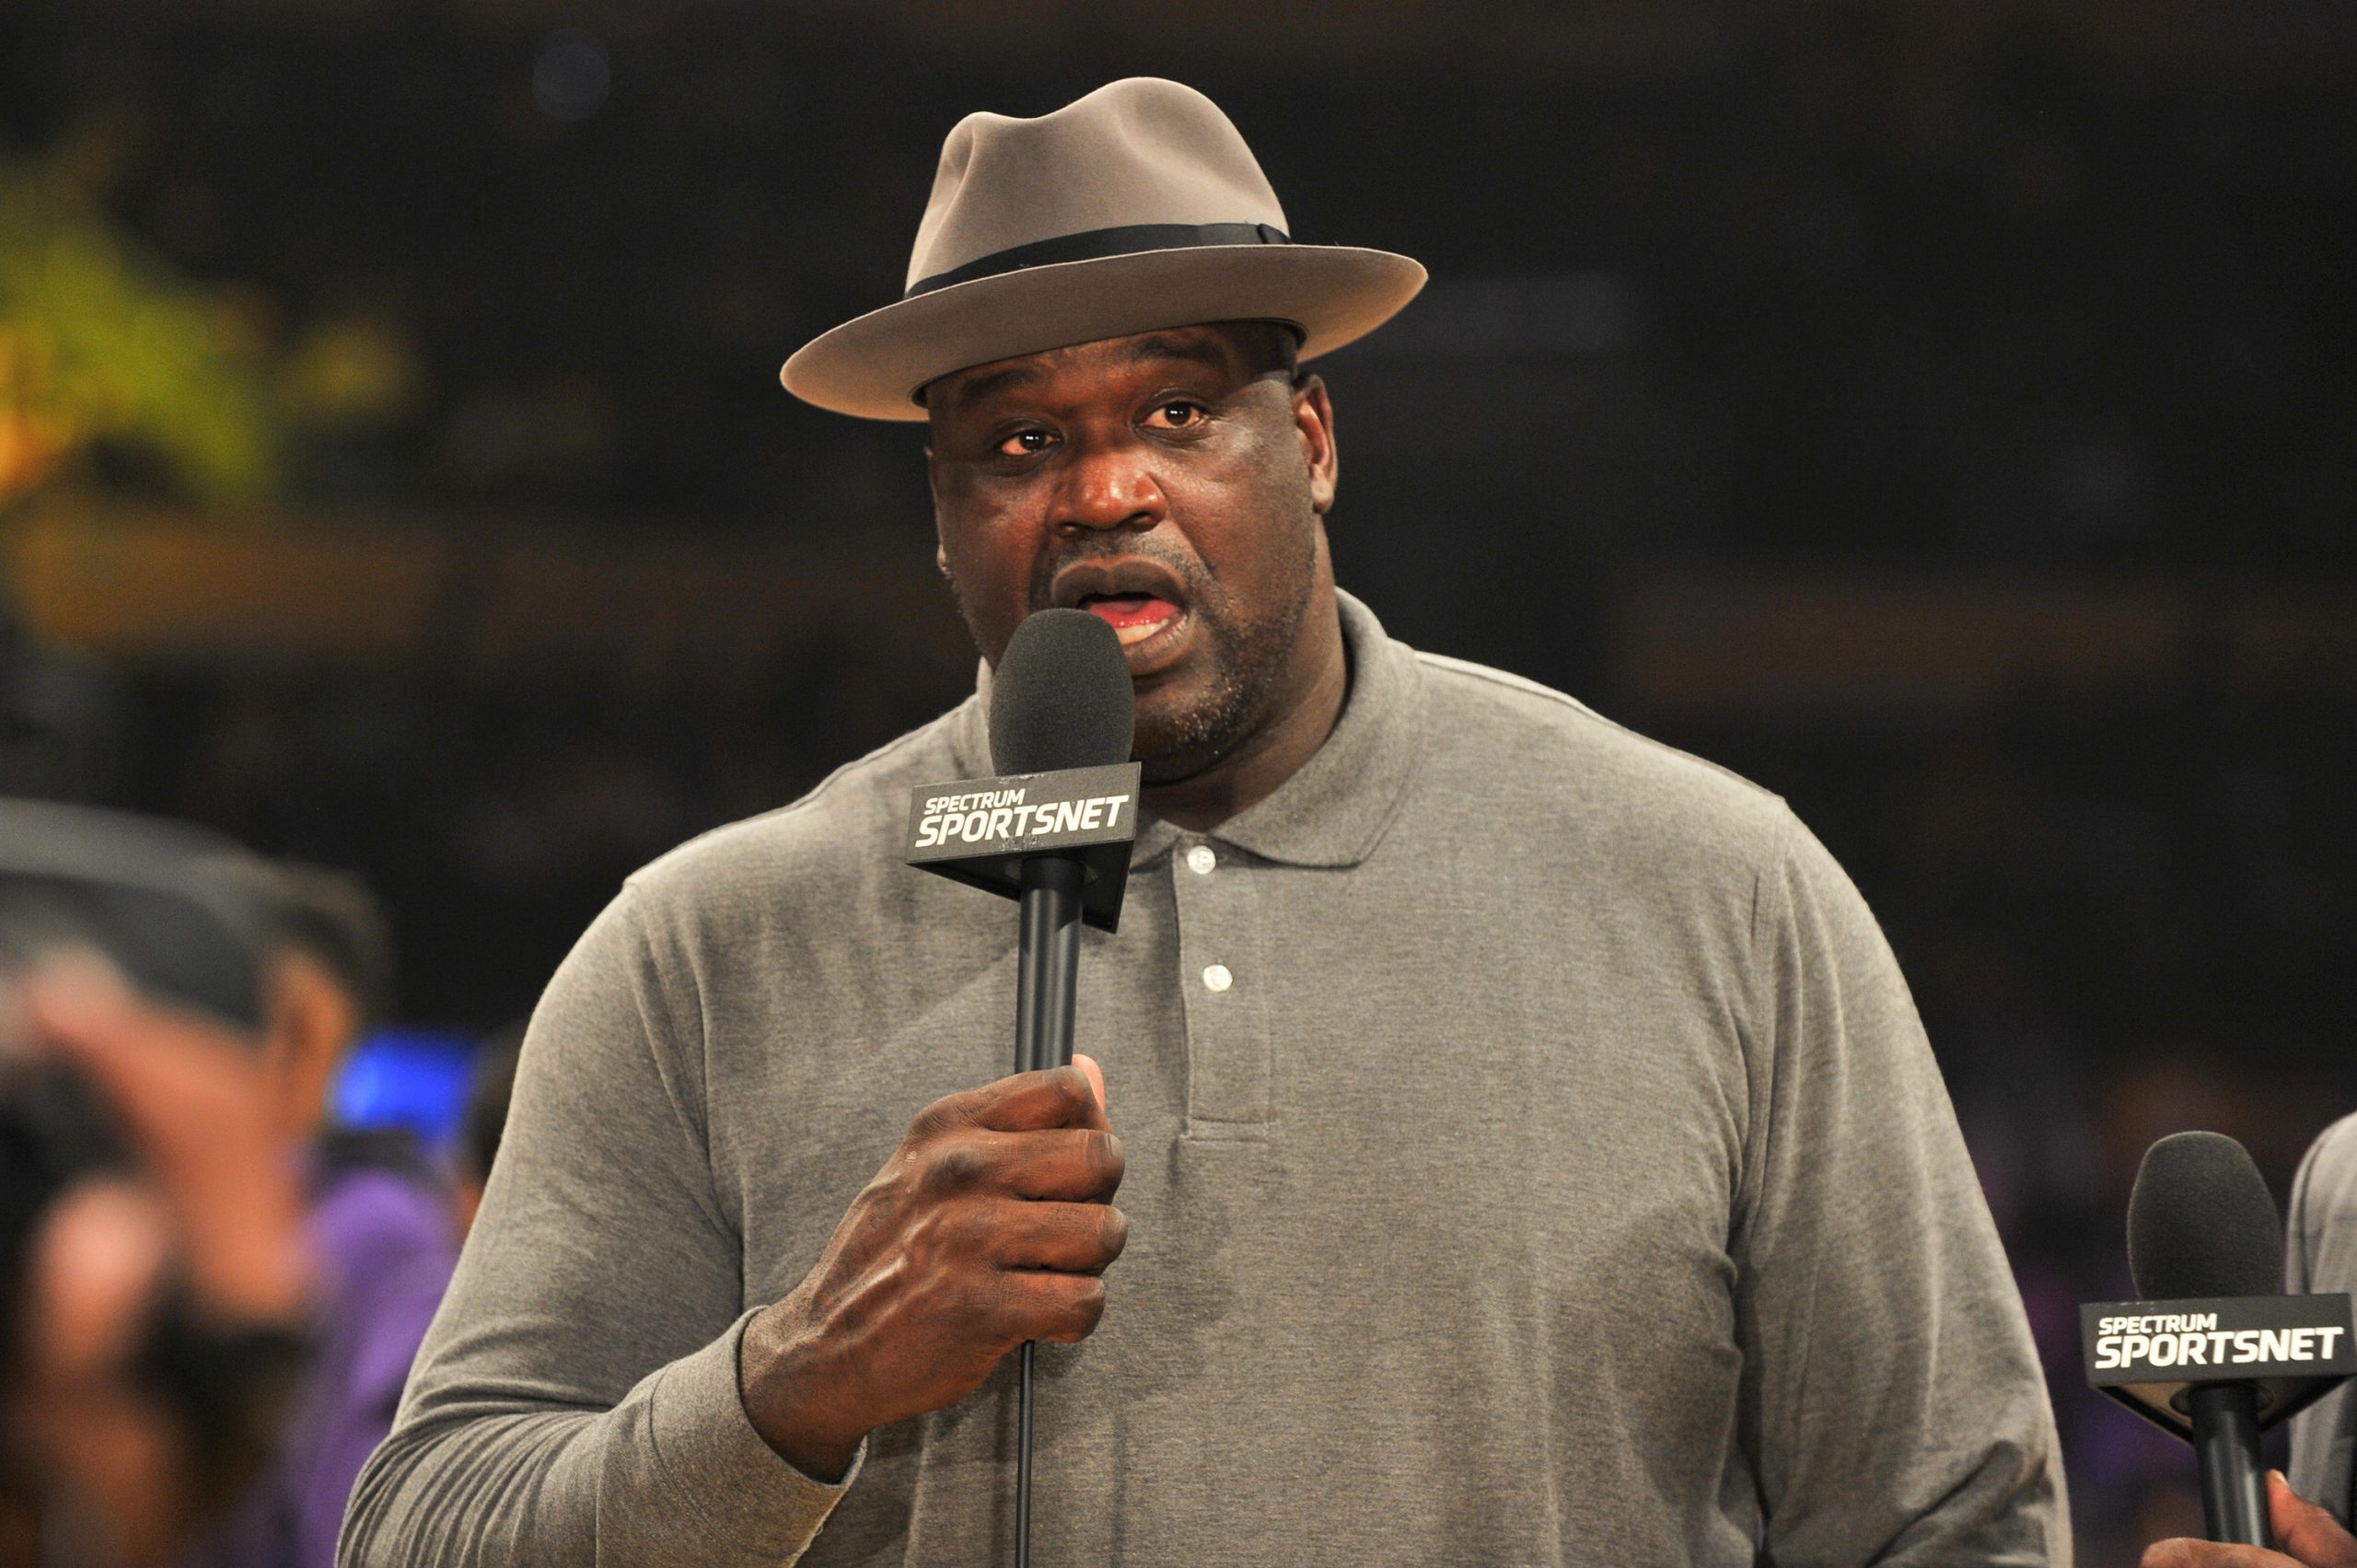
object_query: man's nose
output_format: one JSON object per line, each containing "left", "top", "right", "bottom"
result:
{"left": 1055, "top": 436, "right": 1164, "bottom": 533}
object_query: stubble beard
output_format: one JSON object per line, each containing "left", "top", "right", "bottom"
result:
{"left": 943, "top": 531, "right": 1318, "bottom": 780}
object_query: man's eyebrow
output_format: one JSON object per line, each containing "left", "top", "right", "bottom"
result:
{"left": 936, "top": 331, "right": 1237, "bottom": 412}
{"left": 1118, "top": 333, "right": 1235, "bottom": 374}
{"left": 937, "top": 361, "right": 1043, "bottom": 408}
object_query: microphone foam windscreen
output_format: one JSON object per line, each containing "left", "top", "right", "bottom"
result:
{"left": 2127, "top": 1131, "right": 2284, "bottom": 1302}
{"left": 988, "top": 609, "right": 1135, "bottom": 775}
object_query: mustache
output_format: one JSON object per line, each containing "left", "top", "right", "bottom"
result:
{"left": 1027, "top": 543, "right": 1205, "bottom": 613}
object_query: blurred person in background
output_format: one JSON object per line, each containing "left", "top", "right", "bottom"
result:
{"left": 452, "top": 1028, "right": 519, "bottom": 1240}
{"left": 2288, "top": 1116, "right": 2357, "bottom": 1535}
{"left": 182, "top": 863, "right": 458, "bottom": 1568}
{"left": 0, "top": 801, "right": 311, "bottom": 1566}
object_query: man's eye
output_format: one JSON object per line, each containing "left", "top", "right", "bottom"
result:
{"left": 1145, "top": 401, "right": 1205, "bottom": 429}
{"left": 994, "top": 429, "right": 1055, "bottom": 458}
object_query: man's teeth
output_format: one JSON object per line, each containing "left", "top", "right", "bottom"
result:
{"left": 1114, "top": 615, "right": 1171, "bottom": 647}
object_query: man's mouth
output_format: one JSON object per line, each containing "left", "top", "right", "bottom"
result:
{"left": 1077, "top": 592, "right": 1181, "bottom": 647}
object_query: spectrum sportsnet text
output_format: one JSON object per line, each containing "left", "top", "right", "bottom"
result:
{"left": 2089, "top": 1317, "right": 2346, "bottom": 1372}
{"left": 912, "top": 787, "right": 1133, "bottom": 850}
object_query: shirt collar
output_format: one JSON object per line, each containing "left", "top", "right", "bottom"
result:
{"left": 947, "top": 589, "right": 1423, "bottom": 870}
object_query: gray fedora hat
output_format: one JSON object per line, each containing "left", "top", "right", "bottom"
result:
{"left": 781, "top": 77, "right": 1427, "bottom": 422}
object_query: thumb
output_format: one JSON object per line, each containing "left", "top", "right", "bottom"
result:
{"left": 2270, "top": 1470, "right": 2357, "bottom": 1565}
{"left": 1072, "top": 1053, "right": 1107, "bottom": 1113}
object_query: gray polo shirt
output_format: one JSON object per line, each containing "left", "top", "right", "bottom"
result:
{"left": 341, "top": 592, "right": 2067, "bottom": 1566}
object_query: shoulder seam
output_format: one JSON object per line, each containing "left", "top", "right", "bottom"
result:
{"left": 1410, "top": 649, "right": 1787, "bottom": 806}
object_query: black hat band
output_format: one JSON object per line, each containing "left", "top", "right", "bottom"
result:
{"left": 905, "top": 222, "right": 1292, "bottom": 299}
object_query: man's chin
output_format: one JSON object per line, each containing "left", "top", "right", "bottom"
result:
{"left": 1132, "top": 689, "right": 1255, "bottom": 785}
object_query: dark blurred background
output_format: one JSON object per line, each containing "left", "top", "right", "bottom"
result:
{"left": 3, "top": 1, "right": 2352, "bottom": 1558}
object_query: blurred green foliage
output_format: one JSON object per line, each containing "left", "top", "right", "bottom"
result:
{"left": 0, "top": 160, "right": 279, "bottom": 507}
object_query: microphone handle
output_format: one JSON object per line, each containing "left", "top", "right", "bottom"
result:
{"left": 1011, "top": 852, "right": 1085, "bottom": 1568}
{"left": 2189, "top": 1381, "right": 2273, "bottom": 1547}
{"left": 1015, "top": 854, "right": 1085, "bottom": 1074}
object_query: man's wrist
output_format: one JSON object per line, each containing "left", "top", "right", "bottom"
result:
{"left": 737, "top": 1296, "right": 866, "bottom": 1483}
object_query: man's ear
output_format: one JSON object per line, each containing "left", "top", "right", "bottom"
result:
{"left": 935, "top": 542, "right": 951, "bottom": 580}
{"left": 1293, "top": 373, "right": 1338, "bottom": 516}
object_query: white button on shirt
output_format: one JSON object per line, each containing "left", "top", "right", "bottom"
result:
{"left": 1187, "top": 844, "right": 1217, "bottom": 875}
{"left": 1201, "top": 963, "right": 1233, "bottom": 993}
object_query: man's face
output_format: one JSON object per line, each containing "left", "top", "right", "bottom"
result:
{"left": 925, "top": 321, "right": 1339, "bottom": 778}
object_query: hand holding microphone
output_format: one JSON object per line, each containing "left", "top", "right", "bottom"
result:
{"left": 2143, "top": 1470, "right": 2357, "bottom": 1567}
{"left": 742, "top": 608, "right": 1142, "bottom": 1500}
{"left": 2090, "top": 1131, "right": 2357, "bottom": 1554}
{"left": 738, "top": 1057, "right": 1122, "bottom": 1483}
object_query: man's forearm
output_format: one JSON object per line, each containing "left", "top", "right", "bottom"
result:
{"left": 338, "top": 1315, "right": 859, "bottom": 1568}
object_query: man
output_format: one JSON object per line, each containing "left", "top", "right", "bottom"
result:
{"left": 343, "top": 77, "right": 2065, "bottom": 1563}
{"left": 452, "top": 1028, "right": 520, "bottom": 1237}
{"left": 2291, "top": 1116, "right": 2357, "bottom": 1529}
{"left": 188, "top": 865, "right": 456, "bottom": 1568}
{"left": 0, "top": 803, "right": 311, "bottom": 1565}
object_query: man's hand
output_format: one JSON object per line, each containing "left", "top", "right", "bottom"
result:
{"left": 18, "top": 956, "right": 309, "bottom": 1323}
{"left": 6, "top": 953, "right": 313, "bottom": 1565}
{"left": 2144, "top": 1472, "right": 2357, "bottom": 1568}
{"left": 738, "top": 1054, "right": 1124, "bottom": 1482}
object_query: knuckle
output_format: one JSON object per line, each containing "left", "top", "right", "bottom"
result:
{"left": 923, "top": 1142, "right": 988, "bottom": 1197}
{"left": 907, "top": 1097, "right": 960, "bottom": 1144}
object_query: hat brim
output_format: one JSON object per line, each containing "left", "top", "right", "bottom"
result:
{"left": 780, "top": 244, "right": 1427, "bottom": 422}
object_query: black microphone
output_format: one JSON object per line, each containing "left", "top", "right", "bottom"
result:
{"left": 905, "top": 609, "right": 1141, "bottom": 940}
{"left": 2086, "top": 1132, "right": 2357, "bottom": 1548}
{"left": 985, "top": 610, "right": 1136, "bottom": 1078}
{"left": 903, "top": 608, "right": 1138, "bottom": 1568}
{"left": 2129, "top": 1132, "right": 2283, "bottom": 1547}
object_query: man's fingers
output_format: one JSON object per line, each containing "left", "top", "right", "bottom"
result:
{"left": 989, "top": 1199, "right": 1129, "bottom": 1275}
{"left": 2270, "top": 1470, "right": 2357, "bottom": 1566}
{"left": 24, "top": 953, "right": 251, "bottom": 1068}
{"left": 973, "top": 1064, "right": 1109, "bottom": 1132}
{"left": 1073, "top": 1052, "right": 1106, "bottom": 1112}
{"left": 923, "top": 1064, "right": 1109, "bottom": 1137}
{"left": 922, "top": 1128, "right": 1121, "bottom": 1202}
{"left": 17, "top": 953, "right": 308, "bottom": 1323}
{"left": 995, "top": 1269, "right": 1109, "bottom": 1344}
{"left": 2140, "top": 1476, "right": 2357, "bottom": 1568}
{"left": 2142, "top": 1543, "right": 2284, "bottom": 1568}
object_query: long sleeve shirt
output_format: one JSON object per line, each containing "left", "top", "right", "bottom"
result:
{"left": 340, "top": 590, "right": 2068, "bottom": 1566}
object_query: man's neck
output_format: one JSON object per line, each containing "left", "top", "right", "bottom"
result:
{"left": 1140, "top": 600, "right": 1350, "bottom": 833}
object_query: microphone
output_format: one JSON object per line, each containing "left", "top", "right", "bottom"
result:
{"left": 2084, "top": 1132, "right": 2357, "bottom": 1546}
{"left": 905, "top": 609, "right": 1141, "bottom": 942}
{"left": 903, "top": 608, "right": 1139, "bottom": 1568}
{"left": 983, "top": 609, "right": 1138, "bottom": 1079}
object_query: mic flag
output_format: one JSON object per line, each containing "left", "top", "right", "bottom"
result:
{"left": 2081, "top": 1294, "right": 2356, "bottom": 1439}
{"left": 905, "top": 762, "right": 1140, "bottom": 931}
